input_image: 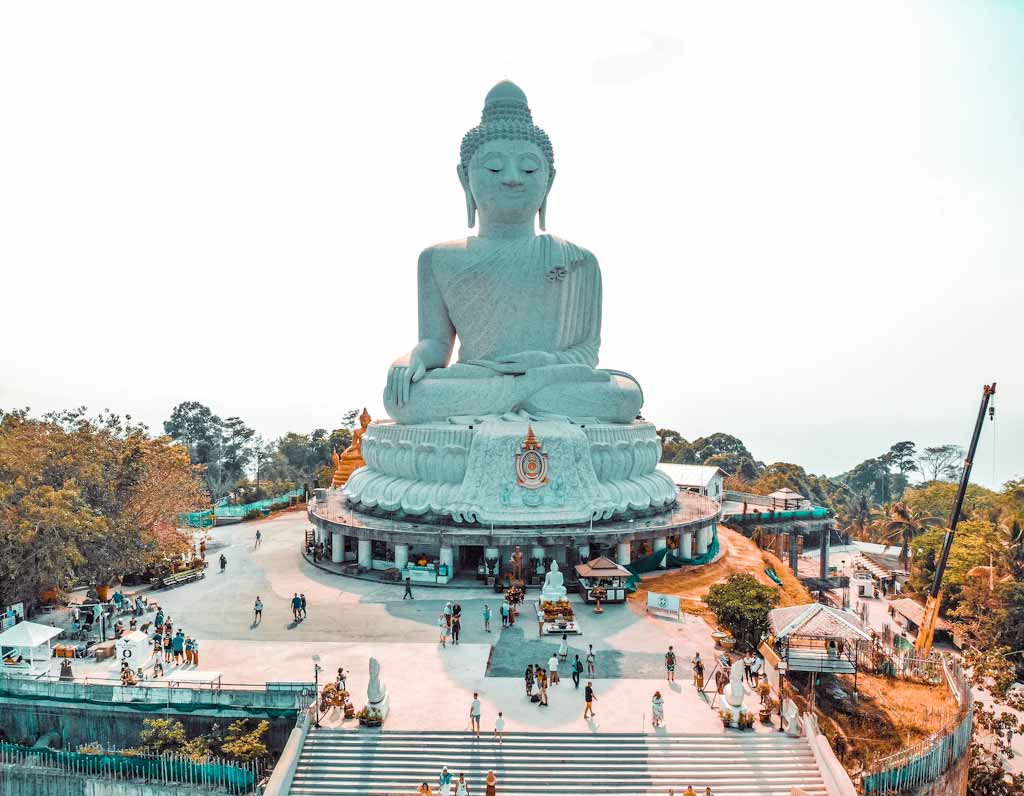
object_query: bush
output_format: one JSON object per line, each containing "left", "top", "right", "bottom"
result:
{"left": 220, "top": 719, "right": 269, "bottom": 763}
{"left": 704, "top": 573, "right": 779, "bottom": 650}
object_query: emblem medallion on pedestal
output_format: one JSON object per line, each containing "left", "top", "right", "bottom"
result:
{"left": 515, "top": 424, "right": 549, "bottom": 490}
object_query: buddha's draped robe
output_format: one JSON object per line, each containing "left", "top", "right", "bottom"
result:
{"left": 430, "top": 235, "right": 600, "bottom": 368}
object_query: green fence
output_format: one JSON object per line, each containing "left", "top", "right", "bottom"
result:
{"left": 180, "top": 489, "right": 304, "bottom": 528}
{"left": 0, "top": 741, "right": 258, "bottom": 794}
{"left": 722, "top": 506, "right": 830, "bottom": 522}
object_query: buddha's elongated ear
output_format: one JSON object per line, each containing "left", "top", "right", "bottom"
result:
{"left": 457, "top": 164, "right": 476, "bottom": 228}
{"left": 539, "top": 168, "right": 556, "bottom": 231}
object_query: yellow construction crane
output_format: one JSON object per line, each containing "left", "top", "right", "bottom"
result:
{"left": 915, "top": 382, "right": 996, "bottom": 654}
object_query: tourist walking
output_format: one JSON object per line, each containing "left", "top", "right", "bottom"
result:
{"left": 693, "top": 654, "right": 705, "bottom": 690}
{"left": 572, "top": 654, "right": 583, "bottom": 688}
{"left": 335, "top": 667, "right": 348, "bottom": 690}
{"left": 162, "top": 633, "right": 172, "bottom": 663}
{"left": 299, "top": 594, "right": 308, "bottom": 619}
{"left": 665, "top": 645, "right": 677, "bottom": 682}
{"left": 548, "top": 652, "right": 560, "bottom": 685}
{"left": 451, "top": 614, "right": 462, "bottom": 645}
{"left": 584, "top": 681, "right": 596, "bottom": 718}
{"left": 558, "top": 633, "right": 568, "bottom": 663}
{"left": 485, "top": 770, "right": 497, "bottom": 796}
{"left": 438, "top": 614, "right": 449, "bottom": 647}
{"left": 191, "top": 637, "right": 200, "bottom": 666}
{"left": 253, "top": 597, "right": 263, "bottom": 624}
{"left": 455, "top": 773, "right": 469, "bottom": 796}
{"left": 586, "top": 644, "right": 596, "bottom": 676}
{"left": 219, "top": 553, "right": 227, "bottom": 572}
{"left": 537, "top": 668, "right": 548, "bottom": 707}
{"left": 750, "top": 653, "right": 762, "bottom": 683}
{"left": 493, "top": 712, "right": 505, "bottom": 745}
{"left": 184, "top": 636, "right": 194, "bottom": 665}
{"left": 291, "top": 593, "right": 302, "bottom": 622}
{"left": 483, "top": 604, "right": 491, "bottom": 632}
{"left": 438, "top": 767, "right": 452, "bottom": 791}
{"left": 469, "top": 693, "right": 481, "bottom": 738}
{"left": 255, "top": 529, "right": 262, "bottom": 548}
{"left": 403, "top": 577, "right": 414, "bottom": 599}
{"left": 651, "top": 691, "right": 664, "bottom": 728}
{"left": 171, "top": 630, "right": 185, "bottom": 664}
{"left": 500, "top": 601, "right": 509, "bottom": 627}
{"left": 444, "top": 601, "right": 453, "bottom": 626}
{"left": 524, "top": 665, "right": 534, "bottom": 698}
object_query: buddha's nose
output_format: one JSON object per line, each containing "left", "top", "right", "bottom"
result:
{"left": 502, "top": 177, "right": 524, "bottom": 189}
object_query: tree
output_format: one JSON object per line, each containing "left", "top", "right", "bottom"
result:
{"left": 915, "top": 444, "right": 965, "bottom": 483}
{"left": 163, "top": 402, "right": 255, "bottom": 499}
{"left": 219, "top": 719, "right": 269, "bottom": 763}
{"left": 902, "top": 481, "right": 1001, "bottom": 524}
{"left": 883, "top": 501, "right": 944, "bottom": 570}
{"left": 704, "top": 573, "right": 780, "bottom": 650}
{"left": 136, "top": 718, "right": 188, "bottom": 755}
{"left": 0, "top": 409, "right": 203, "bottom": 606}
{"left": 907, "top": 519, "right": 1003, "bottom": 608}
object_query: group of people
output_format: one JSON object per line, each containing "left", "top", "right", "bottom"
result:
{"left": 437, "top": 601, "right": 464, "bottom": 646}
{"left": 670, "top": 787, "right": 715, "bottom": 796}
{"left": 420, "top": 767, "right": 498, "bottom": 796}
{"left": 150, "top": 608, "right": 200, "bottom": 671}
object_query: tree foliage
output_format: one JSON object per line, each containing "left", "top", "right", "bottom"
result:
{"left": 219, "top": 719, "right": 269, "bottom": 763}
{"left": 703, "top": 573, "right": 779, "bottom": 650}
{"left": 0, "top": 408, "right": 203, "bottom": 606}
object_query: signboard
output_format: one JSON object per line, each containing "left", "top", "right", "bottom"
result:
{"left": 646, "top": 591, "right": 680, "bottom": 619}
{"left": 1, "top": 602, "right": 25, "bottom": 632}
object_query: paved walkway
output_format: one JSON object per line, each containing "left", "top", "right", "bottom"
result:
{"left": 47, "top": 510, "right": 773, "bottom": 735}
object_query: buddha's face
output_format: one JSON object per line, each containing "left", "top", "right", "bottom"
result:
{"left": 467, "top": 139, "right": 550, "bottom": 225}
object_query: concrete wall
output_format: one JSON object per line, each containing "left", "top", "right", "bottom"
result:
{"left": 0, "top": 698, "right": 293, "bottom": 754}
{"left": 0, "top": 765, "right": 218, "bottom": 796}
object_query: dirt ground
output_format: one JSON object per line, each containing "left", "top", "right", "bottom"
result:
{"left": 629, "top": 525, "right": 812, "bottom": 618}
{"left": 808, "top": 670, "right": 958, "bottom": 772}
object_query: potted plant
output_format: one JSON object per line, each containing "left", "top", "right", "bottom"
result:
{"left": 738, "top": 710, "right": 755, "bottom": 730}
{"left": 357, "top": 706, "right": 382, "bottom": 727}
{"left": 485, "top": 557, "right": 498, "bottom": 586}
{"left": 718, "top": 709, "right": 733, "bottom": 728}
{"left": 591, "top": 586, "right": 607, "bottom": 614}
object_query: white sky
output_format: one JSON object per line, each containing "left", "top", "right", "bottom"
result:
{"left": 1, "top": 1, "right": 1021, "bottom": 486}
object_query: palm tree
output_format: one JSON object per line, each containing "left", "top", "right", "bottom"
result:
{"left": 884, "top": 502, "right": 944, "bottom": 570}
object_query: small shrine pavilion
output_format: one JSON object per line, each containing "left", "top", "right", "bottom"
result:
{"left": 574, "top": 556, "right": 631, "bottom": 603}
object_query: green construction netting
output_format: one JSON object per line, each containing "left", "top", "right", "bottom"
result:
{"left": 179, "top": 489, "right": 304, "bottom": 528}
{"left": 625, "top": 526, "right": 721, "bottom": 590}
{"left": 0, "top": 741, "right": 255, "bottom": 794}
{"left": 722, "top": 506, "right": 830, "bottom": 522}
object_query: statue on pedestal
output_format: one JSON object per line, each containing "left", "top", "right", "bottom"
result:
{"left": 511, "top": 546, "right": 524, "bottom": 582}
{"left": 365, "top": 656, "right": 389, "bottom": 722}
{"left": 332, "top": 409, "right": 371, "bottom": 488}
{"left": 540, "top": 560, "right": 567, "bottom": 603}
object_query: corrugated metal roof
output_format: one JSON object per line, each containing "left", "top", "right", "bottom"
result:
{"left": 769, "top": 603, "right": 873, "bottom": 642}
{"left": 656, "top": 463, "right": 727, "bottom": 488}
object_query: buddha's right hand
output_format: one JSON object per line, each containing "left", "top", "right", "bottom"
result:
{"left": 386, "top": 354, "right": 427, "bottom": 407}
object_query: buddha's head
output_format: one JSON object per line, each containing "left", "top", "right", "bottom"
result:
{"left": 459, "top": 81, "right": 555, "bottom": 230}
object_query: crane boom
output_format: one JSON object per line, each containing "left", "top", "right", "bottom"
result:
{"left": 915, "top": 382, "right": 996, "bottom": 654}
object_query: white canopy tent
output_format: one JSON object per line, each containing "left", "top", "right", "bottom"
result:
{"left": 0, "top": 621, "right": 62, "bottom": 676}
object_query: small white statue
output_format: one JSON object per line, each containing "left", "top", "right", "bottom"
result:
{"left": 367, "top": 657, "right": 385, "bottom": 704}
{"left": 725, "top": 658, "right": 746, "bottom": 708}
{"left": 540, "top": 560, "right": 567, "bottom": 602}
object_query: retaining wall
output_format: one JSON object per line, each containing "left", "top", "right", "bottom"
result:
{"left": 0, "top": 764, "right": 218, "bottom": 796}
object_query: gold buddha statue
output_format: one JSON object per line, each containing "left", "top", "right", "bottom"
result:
{"left": 331, "top": 408, "right": 372, "bottom": 488}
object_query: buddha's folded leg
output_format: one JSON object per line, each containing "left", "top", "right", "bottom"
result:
{"left": 383, "top": 368, "right": 518, "bottom": 424}
{"left": 520, "top": 371, "right": 642, "bottom": 424}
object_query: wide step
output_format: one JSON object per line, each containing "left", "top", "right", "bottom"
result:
{"left": 286, "top": 730, "right": 829, "bottom": 796}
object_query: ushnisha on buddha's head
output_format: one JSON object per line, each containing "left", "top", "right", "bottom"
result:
{"left": 458, "top": 81, "right": 556, "bottom": 230}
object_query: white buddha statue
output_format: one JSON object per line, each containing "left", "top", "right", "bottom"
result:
{"left": 540, "top": 560, "right": 567, "bottom": 602}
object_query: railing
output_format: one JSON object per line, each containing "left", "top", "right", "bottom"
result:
{"left": 0, "top": 672, "right": 311, "bottom": 714}
{"left": 858, "top": 656, "right": 973, "bottom": 795}
{"left": 180, "top": 489, "right": 304, "bottom": 528}
{"left": 0, "top": 740, "right": 261, "bottom": 794}
{"left": 311, "top": 489, "right": 721, "bottom": 534}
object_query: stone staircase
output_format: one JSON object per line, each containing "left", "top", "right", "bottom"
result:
{"left": 288, "top": 729, "right": 830, "bottom": 796}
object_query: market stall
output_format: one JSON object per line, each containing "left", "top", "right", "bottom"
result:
{"left": 0, "top": 621, "right": 62, "bottom": 677}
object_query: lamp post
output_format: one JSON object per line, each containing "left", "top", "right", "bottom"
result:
{"left": 776, "top": 660, "right": 788, "bottom": 733}
{"left": 312, "top": 655, "right": 323, "bottom": 728}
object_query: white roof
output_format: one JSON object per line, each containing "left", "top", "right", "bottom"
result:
{"left": 117, "top": 630, "right": 149, "bottom": 645}
{"left": 768, "top": 488, "right": 806, "bottom": 501}
{"left": 657, "top": 463, "right": 726, "bottom": 488}
{"left": 0, "top": 621, "right": 62, "bottom": 648}
{"left": 164, "top": 670, "right": 222, "bottom": 684}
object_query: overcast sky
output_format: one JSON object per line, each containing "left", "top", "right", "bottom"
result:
{"left": 1, "top": 1, "right": 1020, "bottom": 487}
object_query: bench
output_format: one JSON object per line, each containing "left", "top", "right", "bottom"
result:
{"left": 152, "top": 568, "right": 206, "bottom": 590}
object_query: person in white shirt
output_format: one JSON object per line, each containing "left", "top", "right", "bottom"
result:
{"left": 493, "top": 711, "right": 505, "bottom": 744}
{"left": 548, "top": 652, "right": 560, "bottom": 684}
{"left": 469, "top": 692, "right": 481, "bottom": 738}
